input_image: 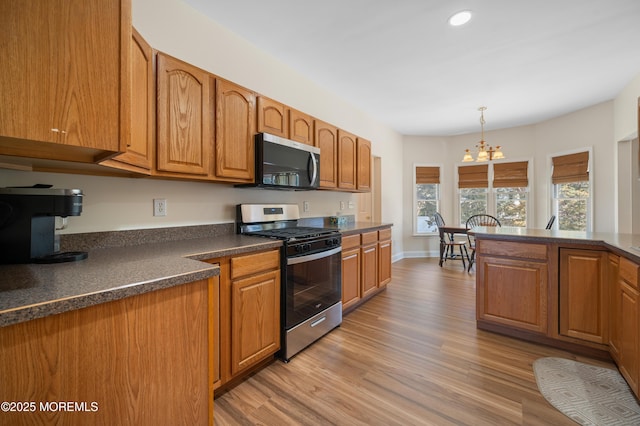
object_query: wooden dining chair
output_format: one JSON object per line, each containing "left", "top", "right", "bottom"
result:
{"left": 435, "top": 212, "right": 468, "bottom": 268}
{"left": 465, "top": 214, "right": 501, "bottom": 272}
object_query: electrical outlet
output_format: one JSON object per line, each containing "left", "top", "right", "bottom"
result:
{"left": 303, "top": 201, "right": 310, "bottom": 212}
{"left": 340, "top": 201, "right": 345, "bottom": 210}
{"left": 153, "top": 199, "right": 167, "bottom": 217}
{"left": 348, "top": 201, "right": 354, "bottom": 209}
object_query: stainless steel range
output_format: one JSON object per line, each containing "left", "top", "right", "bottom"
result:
{"left": 236, "top": 204, "right": 342, "bottom": 361}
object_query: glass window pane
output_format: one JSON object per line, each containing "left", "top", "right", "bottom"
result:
{"left": 416, "top": 200, "right": 438, "bottom": 233}
{"left": 460, "top": 188, "right": 487, "bottom": 224}
{"left": 415, "top": 181, "right": 439, "bottom": 234}
{"left": 496, "top": 187, "right": 527, "bottom": 227}
{"left": 554, "top": 181, "right": 589, "bottom": 231}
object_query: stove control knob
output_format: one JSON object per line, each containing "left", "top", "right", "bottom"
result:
{"left": 326, "top": 238, "right": 339, "bottom": 246}
{"left": 304, "top": 243, "right": 311, "bottom": 251}
{"left": 295, "top": 245, "right": 303, "bottom": 253}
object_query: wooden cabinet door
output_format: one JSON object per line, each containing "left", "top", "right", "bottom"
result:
{"left": 315, "top": 120, "right": 338, "bottom": 188}
{"left": 378, "top": 229, "right": 392, "bottom": 287}
{"left": 156, "top": 52, "right": 212, "bottom": 177}
{"left": 0, "top": 0, "right": 129, "bottom": 158}
{"left": 338, "top": 130, "right": 357, "bottom": 190}
{"left": 214, "top": 79, "right": 256, "bottom": 182}
{"left": 620, "top": 281, "right": 639, "bottom": 394}
{"left": 257, "top": 96, "right": 288, "bottom": 137}
{"left": 609, "top": 254, "right": 621, "bottom": 362}
{"left": 0, "top": 280, "right": 210, "bottom": 425}
{"left": 342, "top": 247, "right": 361, "bottom": 310}
{"left": 102, "top": 28, "right": 153, "bottom": 173}
{"left": 230, "top": 269, "right": 280, "bottom": 375}
{"left": 618, "top": 257, "right": 640, "bottom": 395}
{"left": 559, "top": 249, "right": 608, "bottom": 344}
{"left": 361, "top": 243, "right": 378, "bottom": 298}
{"left": 357, "top": 137, "right": 372, "bottom": 191}
{"left": 289, "top": 108, "right": 314, "bottom": 145}
{"left": 477, "top": 256, "right": 548, "bottom": 334}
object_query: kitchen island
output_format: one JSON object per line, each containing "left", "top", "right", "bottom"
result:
{"left": 472, "top": 226, "right": 640, "bottom": 397}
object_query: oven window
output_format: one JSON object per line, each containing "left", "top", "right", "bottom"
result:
{"left": 285, "top": 251, "right": 341, "bottom": 328}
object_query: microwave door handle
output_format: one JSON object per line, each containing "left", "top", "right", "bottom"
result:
{"left": 309, "top": 152, "right": 319, "bottom": 185}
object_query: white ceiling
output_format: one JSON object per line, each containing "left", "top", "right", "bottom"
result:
{"left": 183, "top": 0, "right": 640, "bottom": 136}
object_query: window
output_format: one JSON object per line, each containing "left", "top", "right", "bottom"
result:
{"left": 458, "top": 164, "right": 488, "bottom": 225}
{"left": 458, "top": 161, "right": 530, "bottom": 226}
{"left": 493, "top": 161, "right": 528, "bottom": 226}
{"left": 551, "top": 151, "right": 591, "bottom": 231}
{"left": 414, "top": 166, "right": 440, "bottom": 234}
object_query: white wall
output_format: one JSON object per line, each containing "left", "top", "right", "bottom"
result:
{"left": 0, "top": 0, "right": 405, "bottom": 257}
{"left": 401, "top": 101, "right": 618, "bottom": 256}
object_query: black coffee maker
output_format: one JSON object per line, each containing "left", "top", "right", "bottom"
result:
{"left": 0, "top": 187, "right": 87, "bottom": 264}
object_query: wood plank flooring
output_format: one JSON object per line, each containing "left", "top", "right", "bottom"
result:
{"left": 214, "top": 258, "right": 616, "bottom": 425}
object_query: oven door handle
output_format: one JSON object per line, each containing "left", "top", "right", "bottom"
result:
{"left": 287, "top": 246, "right": 342, "bottom": 265}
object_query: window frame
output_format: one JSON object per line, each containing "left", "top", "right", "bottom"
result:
{"left": 548, "top": 148, "right": 593, "bottom": 232}
{"left": 413, "top": 163, "right": 442, "bottom": 236}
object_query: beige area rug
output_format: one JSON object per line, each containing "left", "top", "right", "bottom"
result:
{"left": 533, "top": 357, "right": 640, "bottom": 425}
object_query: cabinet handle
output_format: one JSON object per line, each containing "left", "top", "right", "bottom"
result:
{"left": 363, "top": 247, "right": 376, "bottom": 254}
{"left": 343, "top": 253, "right": 358, "bottom": 261}
{"left": 310, "top": 316, "right": 326, "bottom": 328}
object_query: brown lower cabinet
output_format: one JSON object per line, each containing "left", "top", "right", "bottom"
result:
{"left": 617, "top": 257, "right": 640, "bottom": 394}
{"left": 0, "top": 279, "right": 214, "bottom": 425}
{"left": 341, "top": 227, "right": 392, "bottom": 312}
{"left": 559, "top": 248, "right": 608, "bottom": 344}
{"left": 476, "top": 240, "right": 549, "bottom": 334}
{"left": 207, "top": 248, "right": 281, "bottom": 391}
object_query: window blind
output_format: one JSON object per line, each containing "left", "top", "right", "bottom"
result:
{"left": 416, "top": 166, "right": 440, "bottom": 184}
{"left": 493, "top": 161, "right": 528, "bottom": 187}
{"left": 551, "top": 151, "right": 589, "bottom": 184}
{"left": 458, "top": 164, "right": 488, "bottom": 188}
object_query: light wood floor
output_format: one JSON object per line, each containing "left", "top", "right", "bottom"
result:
{"left": 214, "top": 258, "right": 616, "bottom": 425}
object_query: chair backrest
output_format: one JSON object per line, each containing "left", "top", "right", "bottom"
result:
{"left": 466, "top": 214, "right": 501, "bottom": 229}
{"left": 434, "top": 212, "right": 445, "bottom": 228}
{"left": 545, "top": 215, "right": 556, "bottom": 230}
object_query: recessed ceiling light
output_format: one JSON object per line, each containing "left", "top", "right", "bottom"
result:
{"left": 448, "top": 10, "right": 472, "bottom": 27}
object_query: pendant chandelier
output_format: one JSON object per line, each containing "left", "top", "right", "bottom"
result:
{"left": 462, "top": 106, "right": 504, "bottom": 162}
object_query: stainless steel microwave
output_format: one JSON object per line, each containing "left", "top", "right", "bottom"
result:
{"left": 240, "top": 133, "right": 320, "bottom": 190}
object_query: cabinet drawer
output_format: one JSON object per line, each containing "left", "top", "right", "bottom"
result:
{"left": 378, "top": 228, "right": 392, "bottom": 241}
{"left": 620, "top": 257, "right": 640, "bottom": 289}
{"left": 478, "top": 240, "right": 547, "bottom": 261}
{"left": 361, "top": 231, "right": 378, "bottom": 245}
{"left": 342, "top": 234, "right": 361, "bottom": 250}
{"left": 231, "top": 250, "right": 280, "bottom": 279}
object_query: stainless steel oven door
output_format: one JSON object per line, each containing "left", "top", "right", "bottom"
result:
{"left": 284, "top": 246, "right": 342, "bottom": 329}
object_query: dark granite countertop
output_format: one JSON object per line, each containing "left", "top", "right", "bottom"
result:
{"left": 0, "top": 234, "right": 282, "bottom": 328}
{"left": 331, "top": 222, "right": 394, "bottom": 236}
{"left": 472, "top": 226, "right": 640, "bottom": 263}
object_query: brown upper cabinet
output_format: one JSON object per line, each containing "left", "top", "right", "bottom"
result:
{"left": 214, "top": 79, "right": 256, "bottom": 183}
{"left": 357, "top": 137, "right": 372, "bottom": 191}
{"left": 0, "top": 0, "right": 131, "bottom": 163}
{"left": 101, "top": 28, "right": 154, "bottom": 174}
{"left": 315, "top": 120, "right": 338, "bottom": 189}
{"left": 257, "top": 96, "right": 288, "bottom": 138}
{"left": 337, "top": 130, "right": 358, "bottom": 190}
{"left": 156, "top": 52, "right": 213, "bottom": 178}
{"left": 289, "top": 109, "right": 314, "bottom": 145}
